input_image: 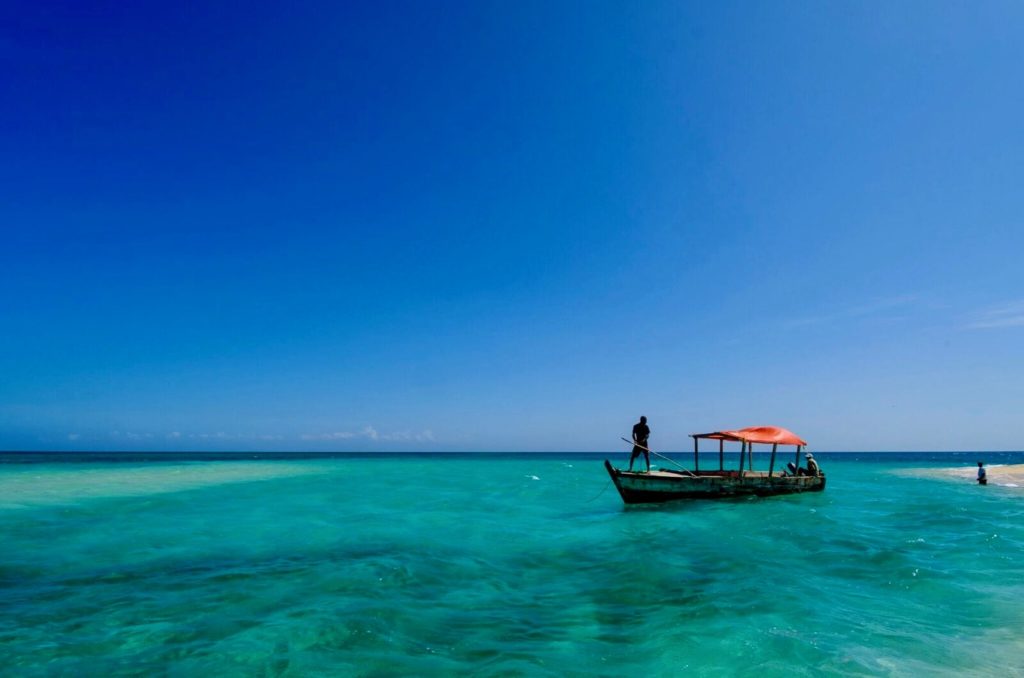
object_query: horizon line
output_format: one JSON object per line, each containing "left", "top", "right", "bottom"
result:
{"left": 2, "top": 449, "right": 1021, "bottom": 455}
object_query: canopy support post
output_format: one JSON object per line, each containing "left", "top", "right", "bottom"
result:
{"left": 769, "top": 443, "right": 777, "bottom": 478}
{"left": 719, "top": 439, "right": 724, "bottom": 472}
{"left": 693, "top": 437, "right": 699, "bottom": 474}
{"left": 795, "top": 445, "right": 802, "bottom": 472}
{"left": 748, "top": 443, "right": 754, "bottom": 471}
{"left": 738, "top": 441, "right": 745, "bottom": 476}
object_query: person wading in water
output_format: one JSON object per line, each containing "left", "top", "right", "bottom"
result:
{"left": 629, "top": 416, "right": 651, "bottom": 473}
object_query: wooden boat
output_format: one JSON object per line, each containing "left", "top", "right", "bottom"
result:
{"left": 605, "top": 425, "right": 825, "bottom": 504}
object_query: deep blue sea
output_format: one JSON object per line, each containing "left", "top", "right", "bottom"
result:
{"left": 2, "top": 452, "right": 1023, "bottom": 676}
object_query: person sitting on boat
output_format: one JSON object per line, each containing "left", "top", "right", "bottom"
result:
{"left": 978, "top": 461, "right": 987, "bottom": 485}
{"left": 805, "top": 453, "right": 820, "bottom": 477}
{"left": 629, "top": 416, "right": 650, "bottom": 473}
{"left": 785, "top": 461, "right": 799, "bottom": 477}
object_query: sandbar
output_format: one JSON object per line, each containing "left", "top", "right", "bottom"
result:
{"left": 893, "top": 463, "right": 1024, "bottom": 489}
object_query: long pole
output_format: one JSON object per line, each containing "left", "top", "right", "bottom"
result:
{"left": 769, "top": 443, "right": 777, "bottom": 478}
{"left": 620, "top": 438, "right": 697, "bottom": 477}
{"left": 719, "top": 439, "right": 724, "bottom": 472}
{"left": 693, "top": 437, "right": 699, "bottom": 473}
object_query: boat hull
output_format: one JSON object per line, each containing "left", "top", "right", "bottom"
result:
{"left": 604, "top": 460, "right": 826, "bottom": 504}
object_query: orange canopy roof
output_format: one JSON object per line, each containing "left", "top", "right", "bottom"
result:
{"left": 691, "top": 426, "right": 807, "bottom": 446}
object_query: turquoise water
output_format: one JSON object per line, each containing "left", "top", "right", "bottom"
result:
{"left": 2, "top": 452, "right": 1023, "bottom": 676}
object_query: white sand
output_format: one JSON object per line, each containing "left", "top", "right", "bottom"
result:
{"left": 0, "top": 462, "right": 329, "bottom": 509}
{"left": 892, "top": 463, "right": 1024, "bottom": 489}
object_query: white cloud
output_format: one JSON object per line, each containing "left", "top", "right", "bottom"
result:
{"left": 123, "top": 432, "right": 154, "bottom": 440}
{"left": 300, "top": 427, "right": 379, "bottom": 441}
{"left": 108, "top": 430, "right": 283, "bottom": 442}
{"left": 300, "top": 431, "right": 358, "bottom": 441}
{"left": 300, "top": 426, "right": 434, "bottom": 443}
{"left": 966, "top": 300, "right": 1024, "bottom": 329}
{"left": 787, "top": 294, "right": 918, "bottom": 328}
{"left": 380, "top": 429, "right": 435, "bottom": 442}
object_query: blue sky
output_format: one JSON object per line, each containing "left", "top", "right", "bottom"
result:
{"left": 2, "top": 1, "right": 1023, "bottom": 452}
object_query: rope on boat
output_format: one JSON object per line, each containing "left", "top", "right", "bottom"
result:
{"left": 585, "top": 477, "right": 613, "bottom": 503}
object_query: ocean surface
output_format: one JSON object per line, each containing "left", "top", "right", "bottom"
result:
{"left": 2, "top": 451, "right": 1023, "bottom": 676}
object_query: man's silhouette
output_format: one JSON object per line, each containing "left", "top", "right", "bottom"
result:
{"left": 629, "top": 416, "right": 650, "bottom": 472}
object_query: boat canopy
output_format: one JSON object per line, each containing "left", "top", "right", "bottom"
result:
{"left": 691, "top": 426, "right": 807, "bottom": 447}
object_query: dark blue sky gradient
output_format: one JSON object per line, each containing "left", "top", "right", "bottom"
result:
{"left": 3, "top": 1, "right": 1023, "bottom": 450}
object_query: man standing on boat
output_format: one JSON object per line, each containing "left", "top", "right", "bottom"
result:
{"left": 629, "top": 416, "right": 650, "bottom": 473}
